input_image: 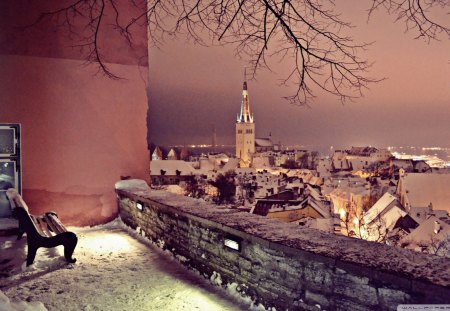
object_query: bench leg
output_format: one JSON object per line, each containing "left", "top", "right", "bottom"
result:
{"left": 63, "top": 232, "right": 78, "bottom": 264}
{"left": 17, "top": 229, "right": 25, "bottom": 240}
{"left": 27, "top": 246, "right": 38, "bottom": 266}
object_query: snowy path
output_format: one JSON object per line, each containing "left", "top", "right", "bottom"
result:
{"left": 0, "top": 222, "right": 257, "bottom": 311}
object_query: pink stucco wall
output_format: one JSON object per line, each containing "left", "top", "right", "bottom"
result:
{"left": 0, "top": 2, "right": 150, "bottom": 225}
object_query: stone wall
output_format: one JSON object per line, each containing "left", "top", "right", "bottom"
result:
{"left": 116, "top": 188, "right": 450, "bottom": 311}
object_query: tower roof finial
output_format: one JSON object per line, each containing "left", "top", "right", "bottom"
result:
{"left": 243, "top": 67, "right": 247, "bottom": 90}
{"left": 237, "top": 68, "right": 253, "bottom": 123}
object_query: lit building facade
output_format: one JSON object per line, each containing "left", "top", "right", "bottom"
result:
{"left": 236, "top": 79, "right": 255, "bottom": 167}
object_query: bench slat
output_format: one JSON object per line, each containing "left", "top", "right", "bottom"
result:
{"left": 47, "top": 214, "right": 68, "bottom": 233}
{"left": 30, "top": 215, "right": 47, "bottom": 237}
{"left": 44, "top": 214, "right": 66, "bottom": 234}
{"left": 35, "top": 217, "right": 53, "bottom": 238}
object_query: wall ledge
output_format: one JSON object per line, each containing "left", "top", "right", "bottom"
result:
{"left": 116, "top": 188, "right": 450, "bottom": 289}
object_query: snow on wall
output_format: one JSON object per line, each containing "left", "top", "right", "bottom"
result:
{"left": 116, "top": 186, "right": 450, "bottom": 310}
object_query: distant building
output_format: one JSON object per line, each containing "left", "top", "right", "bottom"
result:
{"left": 179, "top": 147, "right": 190, "bottom": 161}
{"left": 331, "top": 147, "right": 391, "bottom": 172}
{"left": 150, "top": 160, "right": 196, "bottom": 185}
{"left": 390, "top": 158, "right": 431, "bottom": 175}
{"left": 396, "top": 169, "right": 450, "bottom": 214}
{"left": 151, "top": 146, "right": 164, "bottom": 161}
{"left": 167, "top": 148, "right": 179, "bottom": 160}
{"left": 317, "top": 158, "right": 332, "bottom": 178}
{"left": 251, "top": 195, "right": 329, "bottom": 223}
{"left": 362, "top": 192, "right": 407, "bottom": 241}
{"left": 347, "top": 146, "right": 391, "bottom": 160}
{"left": 236, "top": 76, "right": 255, "bottom": 168}
{"left": 251, "top": 152, "right": 274, "bottom": 168}
{"left": 345, "top": 147, "right": 392, "bottom": 171}
{"left": 400, "top": 216, "right": 450, "bottom": 256}
{"left": 331, "top": 150, "right": 351, "bottom": 171}
{"left": 255, "top": 137, "right": 273, "bottom": 153}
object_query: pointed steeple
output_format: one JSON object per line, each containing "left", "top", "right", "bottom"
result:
{"left": 237, "top": 68, "right": 254, "bottom": 123}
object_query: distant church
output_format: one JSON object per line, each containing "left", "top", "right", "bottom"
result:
{"left": 235, "top": 76, "right": 255, "bottom": 167}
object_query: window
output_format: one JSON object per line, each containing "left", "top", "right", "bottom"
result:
{"left": 0, "top": 124, "right": 21, "bottom": 218}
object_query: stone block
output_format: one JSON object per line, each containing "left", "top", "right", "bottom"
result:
{"left": 238, "top": 257, "right": 252, "bottom": 271}
{"left": 302, "top": 267, "right": 334, "bottom": 292}
{"left": 334, "top": 268, "right": 370, "bottom": 286}
{"left": 334, "top": 283, "right": 378, "bottom": 306}
{"left": 377, "top": 287, "right": 411, "bottom": 310}
{"left": 305, "top": 290, "right": 330, "bottom": 308}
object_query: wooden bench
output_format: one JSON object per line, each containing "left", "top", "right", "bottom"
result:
{"left": 6, "top": 189, "right": 77, "bottom": 266}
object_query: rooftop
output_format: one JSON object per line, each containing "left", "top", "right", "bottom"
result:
{"left": 401, "top": 173, "right": 450, "bottom": 212}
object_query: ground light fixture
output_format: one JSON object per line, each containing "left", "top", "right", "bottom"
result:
{"left": 224, "top": 235, "right": 242, "bottom": 252}
{"left": 136, "top": 202, "right": 144, "bottom": 212}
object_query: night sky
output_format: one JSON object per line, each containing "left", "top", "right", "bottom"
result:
{"left": 148, "top": 1, "right": 449, "bottom": 151}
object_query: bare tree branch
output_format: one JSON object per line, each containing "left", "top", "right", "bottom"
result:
{"left": 368, "top": 0, "right": 450, "bottom": 42}
{"left": 27, "top": 0, "right": 449, "bottom": 105}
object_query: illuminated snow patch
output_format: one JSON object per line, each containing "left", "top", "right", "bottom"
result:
{"left": 81, "top": 231, "right": 132, "bottom": 253}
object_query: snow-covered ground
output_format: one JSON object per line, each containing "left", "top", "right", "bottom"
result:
{"left": 0, "top": 219, "right": 264, "bottom": 311}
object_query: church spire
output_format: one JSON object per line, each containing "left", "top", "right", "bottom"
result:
{"left": 237, "top": 68, "right": 254, "bottom": 123}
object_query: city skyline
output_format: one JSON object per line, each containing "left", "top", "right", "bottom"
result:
{"left": 148, "top": 0, "right": 449, "bottom": 150}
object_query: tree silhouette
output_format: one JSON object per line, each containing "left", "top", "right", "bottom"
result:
{"left": 210, "top": 170, "right": 236, "bottom": 204}
{"left": 185, "top": 175, "right": 206, "bottom": 198}
{"left": 28, "top": 0, "right": 449, "bottom": 105}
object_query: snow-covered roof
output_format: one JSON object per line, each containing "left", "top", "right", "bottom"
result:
{"left": 306, "top": 197, "right": 329, "bottom": 218}
{"left": 151, "top": 146, "right": 163, "bottom": 159}
{"left": 255, "top": 138, "right": 273, "bottom": 147}
{"left": 347, "top": 146, "right": 379, "bottom": 156}
{"left": 401, "top": 173, "right": 450, "bottom": 212}
{"left": 401, "top": 215, "right": 450, "bottom": 245}
{"left": 307, "top": 176, "right": 322, "bottom": 186}
{"left": 383, "top": 206, "right": 408, "bottom": 230}
{"left": 332, "top": 158, "right": 350, "bottom": 170}
{"left": 306, "top": 184, "right": 323, "bottom": 202}
{"left": 363, "top": 192, "right": 398, "bottom": 225}
{"left": 167, "top": 148, "right": 178, "bottom": 158}
{"left": 150, "top": 160, "right": 196, "bottom": 176}
{"left": 199, "top": 158, "right": 215, "bottom": 171}
{"left": 253, "top": 196, "right": 328, "bottom": 218}
{"left": 283, "top": 170, "right": 322, "bottom": 186}
{"left": 221, "top": 158, "right": 239, "bottom": 172}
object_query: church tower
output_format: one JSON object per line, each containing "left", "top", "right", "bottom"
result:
{"left": 236, "top": 72, "right": 255, "bottom": 167}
